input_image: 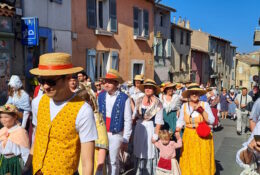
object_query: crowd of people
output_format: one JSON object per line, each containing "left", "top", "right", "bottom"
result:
{"left": 0, "top": 52, "right": 260, "bottom": 175}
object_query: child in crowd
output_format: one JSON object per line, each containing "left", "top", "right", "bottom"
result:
{"left": 0, "top": 104, "right": 30, "bottom": 175}
{"left": 152, "top": 130, "right": 182, "bottom": 175}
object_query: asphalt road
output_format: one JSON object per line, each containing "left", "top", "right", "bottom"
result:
{"left": 214, "top": 118, "right": 250, "bottom": 175}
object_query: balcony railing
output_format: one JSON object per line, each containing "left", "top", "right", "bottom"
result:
{"left": 254, "top": 27, "right": 260, "bottom": 45}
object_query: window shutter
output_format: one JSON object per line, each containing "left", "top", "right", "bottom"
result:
{"left": 158, "top": 38, "right": 163, "bottom": 57}
{"left": 153, "top": 37, "right": 157, "bottom": 56}
{"left": 133, "top": 7, "right": 139, "bottom": 35}
{"left": 111, "top": 51, "right": 119, "bottom": 70}
{"left": 109, "top": 0, "right": 117, "bottom": 32}
{"left": 166, "top": 39, "right": 172, "bottom": 57}
{"left": 86, "top": 49, "right": 96, "bottom": 81}
{"left": 87, "top": 0, "right": 97, "bottom": 28}
{"left": 143, "top": 10, "right": 149, "bottom": 37}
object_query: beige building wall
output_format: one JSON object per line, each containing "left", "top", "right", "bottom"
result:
{"left": 236, "top": 60, "right": 258, "bottom": 90}
{"left": 171, "top": 24, "right": 192, "bottom": 83}
{"left": 191, "top": 30, "right": 209, "bottom": 51}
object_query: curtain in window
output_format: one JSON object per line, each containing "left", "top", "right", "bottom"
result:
{"left": 133, "top": 7, "right": 139, "bottom": 35}
{"left": 87, "top": 0, "right": 97, "bottom": 28}
{"left": 143, "top": 10, "right": 149, "bottom": 37}
{"left": 109, "top": 0, "right": 117, "bottom": 32}
{"left": 86, "top": 49, "right": 96, "bottom": 81}
{"left": 111, "top": 51, "right": 118, "bottom": 70}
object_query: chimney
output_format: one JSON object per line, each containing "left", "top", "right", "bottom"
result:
{"left": 178, "top": 16, "right": 182, "bottom": 25}
{"left": 173, "top": 16, "right": 176, "bottom": 24}
{"left": 186, "top": 20, "right": 190, "bottom": 29}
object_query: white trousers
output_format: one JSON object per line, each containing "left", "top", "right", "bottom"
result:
{"left": 107, "top": 132, "right": 123, "bottom": 175}
{"left": 236, "top": 109, "right": 248, "bottom": 133}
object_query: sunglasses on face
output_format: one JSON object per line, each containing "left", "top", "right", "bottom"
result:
{"left": 38, "top": 76, "right": 65, "bottom": 87}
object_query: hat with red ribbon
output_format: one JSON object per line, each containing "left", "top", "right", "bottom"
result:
{"left": 30, "top": 53, "right": 83, "bottom": 76}
{"left": 103, "top": 69, "right": 123, "bottom": 84}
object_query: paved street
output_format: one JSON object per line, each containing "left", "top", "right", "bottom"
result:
{"left": 214, "top": 118, "right": 250, "bottom": 175}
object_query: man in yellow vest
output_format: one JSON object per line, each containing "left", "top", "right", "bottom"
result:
{"left": 30, "top": 53, "right": 97, "bottom": 175}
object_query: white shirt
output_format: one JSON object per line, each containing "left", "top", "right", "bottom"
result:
{"left": 105, "top": 90, "right": 132, "bottom": 143}
{"left": 130, "top": 87, "right": 145, "bottom": 104}
{"left": 0, "top": 125, "right": 30, "bottom": 165}
{"left": 160, "top": 94, "right": 182, "bottom": 113}
{"left": 235, "top": 94, "right": 252, "bottom": 109}
{"left": 32, "top": 93, "right": 97, "bottom": 143}
{"left": 177, "top": 102, "right": 215, "bottom": 128}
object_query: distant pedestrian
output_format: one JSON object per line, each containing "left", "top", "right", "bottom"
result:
{"left": 227, "top": 89, "right": 237, "bottom": 120}
{"left": 220, "top": 88, "right": 229, "bottom": 119}
{"left": 235, "top": 87, "right": 252, "bottom": 135}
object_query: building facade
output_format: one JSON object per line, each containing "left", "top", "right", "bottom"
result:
{"left": 72, "top": 0, "right": 154, "bottom": 82}
{"left": 0, "top": 0, "right": 23, "bottom": 104}
{"left": 170, "top": 19, "right": 192, "bottom": 83}
{"left": 190, "top": 30, "right": 210, "bottom": 85}
{"left": 153, "top": 3, "right": 175, "bottom": 84}
{"left": 23, "top": 0, "right": 72, "bottom": 92}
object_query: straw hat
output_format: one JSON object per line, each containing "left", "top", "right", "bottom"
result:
{"left": 103, "top": 69, "right": 123, "bottom": 84}
{"left": 182, "top": 83, "right": 207, "bottom": 98}
{"left": 139, "top": 79, "right": 161, "bottom": 95}
{"left": 134, "top": 75, "right": 144, "bottom": 81}
{"left": 176, "top": 83, "right": 183, "bottom": 90}
{"left": 162, "top": 81, "right": 177, "bottom": 92}
{"left": 0, "top": 104, "right": 23, "bottom": 119}
{"left": 30, "top": 53, "right": 83, "bottom": 76}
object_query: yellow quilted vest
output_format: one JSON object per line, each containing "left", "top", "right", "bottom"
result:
{"left": 33, "top": 95, "right": 85, "bottom": 175}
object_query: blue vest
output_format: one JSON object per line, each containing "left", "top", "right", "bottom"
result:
{"left": 98, "top": 91, "right": 128, "bottom": 133}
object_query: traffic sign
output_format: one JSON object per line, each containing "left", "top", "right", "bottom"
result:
{"left": 21, "top": 17, "right": 39, "bottom": 46}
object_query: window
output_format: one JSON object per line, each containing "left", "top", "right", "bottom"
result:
{"left": 171, "top": 28, "right": 175, "bottom": 43}
{"left": 180, "top": 31, "right": 184, "bottom": 44}
{"left": 160, "top": 14, "right": 163, "bottom": 27}
{"left": 86, "top": 49, "right": 109, "bottom": 81}
{"left": 180, "top": 54, "right": 183, "bottom": 71}
{"left": 133, "top": 7, "right": 149, "bottom": 37}
{"left": 132, "top": 62, "right": 144, "bottom": 79}
{"left": 50, "top": 0, "right": 62, "bottom": 4}
{"left": 239, "top": 80, "right": 243, "bottom": 86}
{"left": 186, "top": 32, "right": 190, "bottom": 46}
{"left": 87, "top": 0, "right": 117, "bottom": 32}
{"left": 186, "top": 55, "right": 189, "bottom": 70}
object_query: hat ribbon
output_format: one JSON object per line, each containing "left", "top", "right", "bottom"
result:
{"left": 38, "top": 64, "right": 73, "bottom": 70}
{"left": 188, "top": 85, "right": 200, "bottom": 90}
{"left": 106, "top": 73, "right": 118, "bottom": 79}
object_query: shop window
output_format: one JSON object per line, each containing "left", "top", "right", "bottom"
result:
{"left": 0, "top": 16, "right": 13, "bottom": 33}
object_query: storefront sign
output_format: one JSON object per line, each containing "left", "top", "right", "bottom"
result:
{"left": 21, "top": 17, "right": 39, "bottom": 46}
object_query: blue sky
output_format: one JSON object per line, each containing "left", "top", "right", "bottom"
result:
{"left": 161, "top": 0, "right": 260, "bottom": 53}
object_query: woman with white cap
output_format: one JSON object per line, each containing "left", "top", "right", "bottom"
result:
{"left": 6, "top": 75, "right": 31, "bottom": 129}
{"left": 176, "top": 83, "right": 216, "bottom": 175}
{"left": 228, "top": 89, "right": 237, "bottom": 120}
{"left": 133, "top": 79, "right": 164, "bottom": 174}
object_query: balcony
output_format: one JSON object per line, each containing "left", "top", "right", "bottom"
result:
{"left": 95, "top": 29, "right": 113, "bottom": 37}
{"left": 254, "top": 28, "right": 260, "bottom": 45}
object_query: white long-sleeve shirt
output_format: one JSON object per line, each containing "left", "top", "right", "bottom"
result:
{"left": 105, "top": 90, "right": 132, "bottom": 143}
{"left": 176, "top": 102, "right": 215, "bottom": 128}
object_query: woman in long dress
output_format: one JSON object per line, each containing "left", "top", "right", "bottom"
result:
{"left": 133, "top": 79, "right": 164, "bottom": 175}
{"left": 160, "top": 82, "right": 182, "bottom": 135}
{"left": 176, "top": 83, "right": 216, "bottom": 175}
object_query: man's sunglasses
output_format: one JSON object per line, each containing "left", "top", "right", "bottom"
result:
{"left": 38, "top": 76, "right": 65, "bottom": 86}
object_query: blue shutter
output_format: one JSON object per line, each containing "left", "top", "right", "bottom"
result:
{"left": 111, "top": 51, "right": 119, "bottom": 70}
{"left": 87, "top": 0, "right": 97, "bottom": 28}
{"left": 109, "top": 0, "right": 117, "bottom": 32}
{"left": 86, "top": 49, "right": 96, "bottom": 81}
{"left": 133, "top": 7, "right": 139, "bottom": 35}
{"left": 158, "top": 38, "right": 163, "bottom": 57}
{"left": 143, "top": 10, "right": 149, "bottom": 37}
{"left": 166, "top": 39, "right": 172, "bottom": 57}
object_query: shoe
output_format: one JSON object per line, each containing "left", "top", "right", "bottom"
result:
{"left": 237, "top": 131, "right": 242, "bottom": 135}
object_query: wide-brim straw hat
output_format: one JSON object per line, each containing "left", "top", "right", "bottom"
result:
{"left": 176, "top": 83, "right": 183, "bottom": 90}
{"left": 134, "top": 74, "right": 144, "bottom": 81}
{"left": 162, "top": 81, "right": 177, "bottom": 92}
{"left": 30, "top": 53, "right": 83, "bottom": 76}
{"left": 139, "top": 79, "right": 161, "bottom": 95}
{"left": 103, "top": 69, "right": 123, "bottom": 84}
{"left": 182, "top": 83, "right": 207, "bottom": 98}
{"left": 0, "top": 104, "right": 23, "bottom": 119}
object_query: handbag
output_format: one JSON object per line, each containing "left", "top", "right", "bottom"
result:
{"left": 196, "top": 121, "right": 211, "bottom": 138}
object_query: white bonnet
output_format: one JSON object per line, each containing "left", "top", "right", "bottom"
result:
{"left": 8, "top": 75, "right": 23, "bottom": 90}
